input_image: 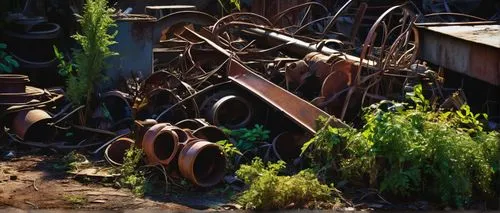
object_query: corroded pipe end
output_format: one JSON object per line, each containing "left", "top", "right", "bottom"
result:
{"left": 105, "top": 137, "right": 135, "bottom": 166}
{"left": 12, "top": 109, "right": 55, "bottom": 142}
{"left": 178, "top": 141, "right": 226, "bottom": 187}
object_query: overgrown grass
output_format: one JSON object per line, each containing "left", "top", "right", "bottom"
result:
{"left": 236, "top": 157, "right": 337, "bottom": 210}
{"left": 301, "top": 85, "right": 500, "bottom": 207}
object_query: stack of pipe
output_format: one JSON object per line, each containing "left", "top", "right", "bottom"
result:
{"left": 106, "top": 119, "right": 227, "bottom": 187}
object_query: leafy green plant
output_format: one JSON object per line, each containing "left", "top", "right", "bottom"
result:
{"left": 118, "top": 146, "right": 146, "bottom": 197}
{"left": 53, "top": 151, "right": 90, "bottom": 171}
{"left": 62, "top": 0, "right": 118, "bottom": 123}
{"left": 217, "top": 140, "right": 242, "bottom": 171}
{"left": 236, "top": 157, "right": 336, "bottom": 210}
{"left": 54, "top": 45, "right": 76, "bottom": 76}
{"left": 301, "top": 85, "right": 500, "bottom": 207}
{"left": 0, "top": 43, "right": 19, "bottom": 73}
{"left": 224, "top": 124, "right": 270, "bottom": 151}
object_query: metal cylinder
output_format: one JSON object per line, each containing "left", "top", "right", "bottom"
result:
{"left": 272, "top": 132, "right": 306, "bottom": 162}
{"left": 105, "top": 137, "right": 135, "bottom": 166}
{"left": 12, "top": 109, "right": 55, "bottom": 142}
{"left": 0, "top": 74, "right": 29, "bottom": 93}
{"left": 134, "top": 119, "right": 158, "bottom": 148}
{"left": 141, "top": 123, "right": 168, "bottom": 163}
{"left": 204, "top": 94, "right": 253, "bottom": 129}
{"left": 143, "top": 124, "right": 180, "bottom": 166}
{"left": 178, "top": 141, "right": 226, "bottom": 187}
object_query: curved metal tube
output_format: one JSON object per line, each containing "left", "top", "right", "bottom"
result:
{"left": 153, "top": 11, "right": 217, "bottom": 43}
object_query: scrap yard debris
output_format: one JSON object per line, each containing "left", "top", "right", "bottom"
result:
{"left": 1, "top": 0, "right": 499, "bottom": 211}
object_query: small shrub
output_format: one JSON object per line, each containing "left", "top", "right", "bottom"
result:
{"left": 0, "top": 43, "right": 19, "bottom": 73}
{"left": 119, "top": 146, "right": 146, "bottom": 197}
{"left": 301, "top": 85, "right": 500, "bottom": 207}
{"left": 236, "top": 157, "right": 336, "bottom": 210}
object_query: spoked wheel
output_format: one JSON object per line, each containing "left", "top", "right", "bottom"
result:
{"left": 339, "top": 4, "right": 419, "bottom": 120}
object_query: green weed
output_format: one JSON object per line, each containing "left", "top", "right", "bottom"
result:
{"left": 236, "top": 157, "right": 336, "bottom": 210}
{"left": 301, "top": 85, "right": 500, "bottom": 207}
{"left": 118, "top": 146, "right": 146, "bottom": 197}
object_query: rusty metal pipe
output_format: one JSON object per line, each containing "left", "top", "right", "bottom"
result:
{"left": 12, "top": 109, "right": 56, "bottom": 142}
{"left": 104, "top": 137, "right": 135, "bottom": 166}
{"left": 178, "top": 141, "right": 226, "bottom": 187}
{"left": 241, "top": 27, "right": 365, "bottom": 64}
{"left": 203, "top": 94, "right": 253, "bottom": 129}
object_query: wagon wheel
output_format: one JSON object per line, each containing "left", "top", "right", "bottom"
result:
{"left": 270, "top": 2, "right": 330, "bottom": 35}
{"left": 339, "top": 4, "right": 419, "bottom": 120}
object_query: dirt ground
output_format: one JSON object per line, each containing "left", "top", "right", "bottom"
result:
{"left": 0, "top": 155, "right": 196, "bottom": 210}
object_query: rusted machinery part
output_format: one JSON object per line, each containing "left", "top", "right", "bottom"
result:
{"left": 200, "top": 92, "right": 253, "bottom": 129}
{"left": 0, "top": 74, "right": 29, "bottom": 93}
{"left": 163, "top": 125, "right": 190, "bottom": 144}
{"left": 285, "top": 60, "right": 309, "bottom": 90}
{"left": 320, "top": 58, "right": 356, "bottom": 98}
{"left": 270, "top": 2, "right": 329, "bottom": 29}
{"left": 239, "top": 26, "right": 364, "bottom": 63}
{"left": 153, "top": 11, "right": 217, "bottom": 44}
{"left": 142, "top": 123, "right": 180, "bottom": 165}
{"left": 192, "top": 125, "right": 228, "bottom": 142}
{"left": 272, "top": 132, "right": 307, "bottom": 162}
{"left": 155, "top": 81, "right": 232, "bottom": 122}
{"left": 142, "top": 123, "right": 168, "bottom": 160}
{"left": 12, "top": 109, "right": 56, "bottom": 142}
{"left": 340, "top": 3, "right": 419, "bottom": 120}
{"left": 104, "top": 137, "right": 135, "bottom": 166}
{"left": 140, "top": 71, "right": 200, "bottom": 119}
{"left": 134, "top": 119, "right": 158, "bottom": 148}
{"left": 212, "top": 12, "right": 272, "bottom": 51}
{"left": 186, "top": 27, "right": 349, "bottom": 132}
{"left": 211, "top": 21, "right": 271, "bottom": 53}
{"left": 178, "top": 141, "right": 226, "bottom": 187}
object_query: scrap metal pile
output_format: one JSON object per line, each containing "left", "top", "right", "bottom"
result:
{"left": 1, "top": 1, "right": 438, "bottom": 187}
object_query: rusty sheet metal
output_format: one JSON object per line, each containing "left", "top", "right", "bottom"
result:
{"left": 418, "top": 24, "right": 500, "bottom": 86}
{"left": 184, "top": 28, "right": 347, "bottom": 133}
